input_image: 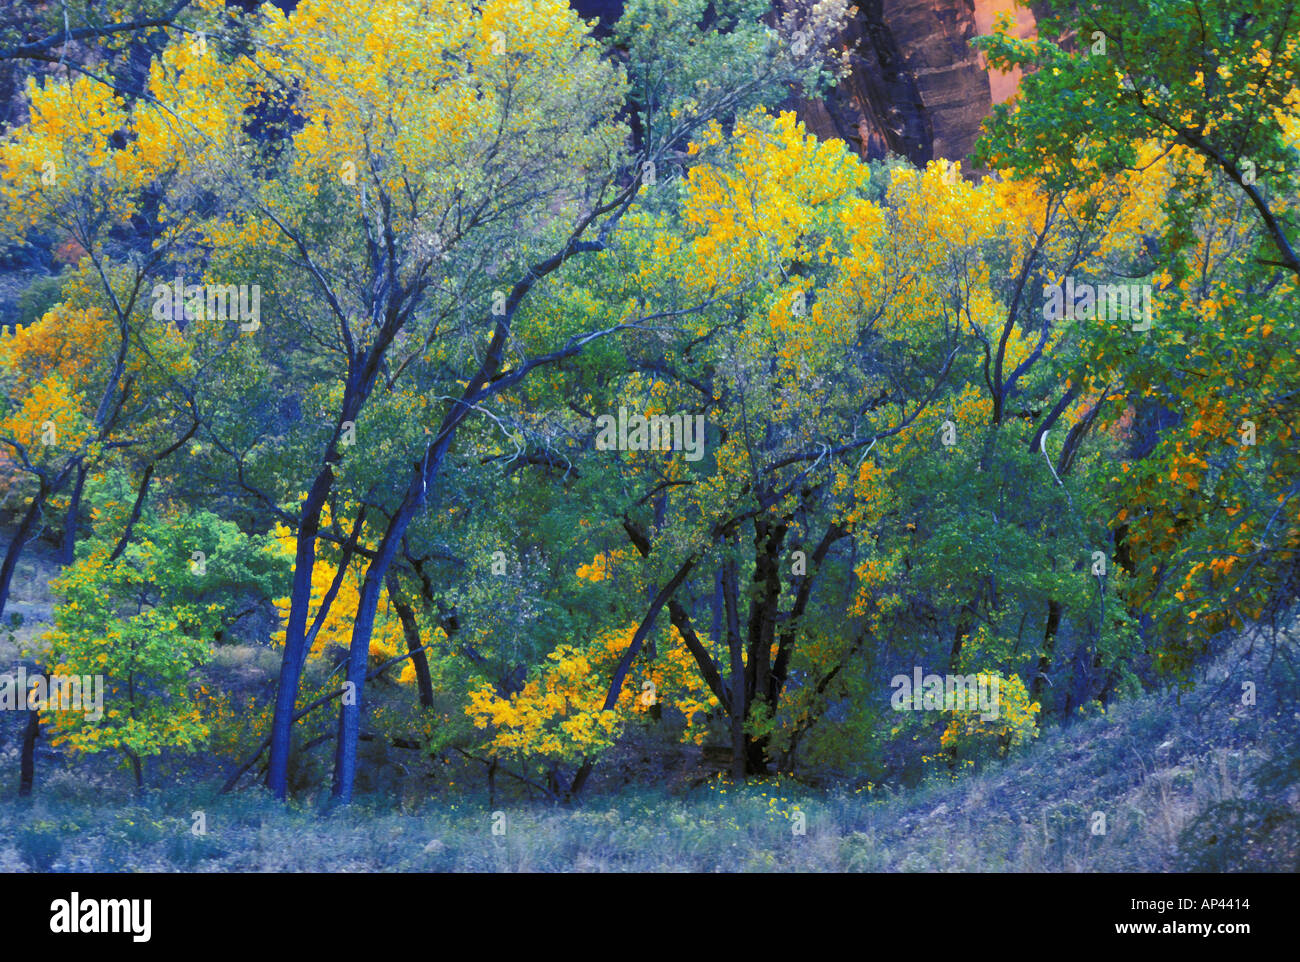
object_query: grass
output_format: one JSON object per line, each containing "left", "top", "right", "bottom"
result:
{"left": 2, "top": 613, "right": 1297, "bottom": 872}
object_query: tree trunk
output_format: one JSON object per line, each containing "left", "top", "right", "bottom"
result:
{"left": 266, "top": 465, "right": 335, "bottom": 799}
{"left": 331, "top": 513, "right": 411, "bottom": 804}
{"left": 568, "top": 757, "right": 594, "bottom": 799}
{"left": 108, "top": 463, "right": 155, "bottom": 562}
{"left": 667, "top": 598, "right": 727, "bottom": 707}
{"left": 387, "top": 574, "right": 434, "bottom": 707}
{"left": 770, "top": 521, "right": 845, "bottom": 704}
{"left": 743, "top": 517, "right": 787, "bottom": 775}
{"left": 0, "top": 487, "right": 46, "bottom": 623}
{"left": 1031, "top": 599, "right": 1063, "bottom": 706}
{"left": 109, "top": 420, "right": 200, "bottom": 563}
{"left": 18, "top": 707, "right": 39, "bottom": 797}
{"left": 331, "top": 445, "right": 438, "bottom": 802}
{"left": 723, "top": 557, "right": 746, "bottom": 781}
{"left": 60, "top": 464, "right": 86, "bottom": 565}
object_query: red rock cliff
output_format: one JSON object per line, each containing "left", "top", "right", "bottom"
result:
{"left": 795, "top": 0, "right": 1036, "bottom": 163}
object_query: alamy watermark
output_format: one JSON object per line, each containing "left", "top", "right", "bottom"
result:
{"left": 50, "top": 893, "right": 150, "bottom": 942}
{"left": 890, "top": 667, "right": 1000, "bottom": 721}
{"left": 1043, "top": 277, "right": 1154, "bottom": 331}
{"left": 0, "top": 667, "right": 103, "bottom": 721}
{"left": 152, "top": 276, "right": 261, "bottom": 331}
{"left": 595, "top": 407, "right": 706, "bottom": 462}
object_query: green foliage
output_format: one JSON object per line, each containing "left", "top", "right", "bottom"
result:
{"left": 14, "top": 273, "right": 63, "bottom": 327}
{"left": 41, "top": 504, "right": 290, "bottom": 772}
{"left": 976, "top": 0, "right": 1300, "bottom": 675}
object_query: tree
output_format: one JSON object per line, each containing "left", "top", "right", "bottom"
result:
{"left": 0, "top": 46, "right": 230, "bottom": 618}
{"left": 41, "top": 506, "right": 288, "bottom": 789}
{"left": 977, "top": 0, "right": 1300, "bottom": 673}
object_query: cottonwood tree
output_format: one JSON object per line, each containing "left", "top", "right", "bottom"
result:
{"left": 172, "top": 0, "right": 850, "bottom": 802}
{"left": 978, "top": 0, "right": 1300, "bottom": 673}
{"left": 531, "top": 113, "right": 963, "bottom": 781}
{"left": 512, "top": 108, "right": 1168, "bottom": 785}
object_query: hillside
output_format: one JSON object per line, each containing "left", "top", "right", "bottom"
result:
{"left": 2, "top": 620, "right": 1294, "bottom": 872}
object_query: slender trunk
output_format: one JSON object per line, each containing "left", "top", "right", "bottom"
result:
{"left": 266, "top": 465, "right": 335, "bottom": 799}
{"left": 569, "top": 557, "right": 701, "bottom": 799}
{"left": 109, "top": 463, "right": 156, "bottom": 563}
{"left": 332, "top": 226, "right": 638, "bottom": 804}
{"left": 780, "top": 631, "right": 869, "bottom": 774}
{"left": 569, "top": 553, "right": 701, "bottom": 800}
{"left": 322, "top": 219, "right": 635, "bottom": 804}
{"left": 667, "top": 598, "right": 727, "bottom": 707}
{"left": 723, "top": 557, "right": 746, "bottom": 781}
{"left": 221, "top": 640, "right": 433, "bottom": 793}
{"left": 60, "top": 464, "right": 86, "bottom": 565}
{"left": 109, "top": 420, "right": 200, "bottom": 563}
{"left": 600, "top": 558, "right": 697, "bottom": 711}
{"left": 743, "top": 518, "right": 786, "bottom": 774}
{"left": 568, "top": 757, "right": 593, "bottom": 799}
{"left": 0, "top": 487, "right": 47, "bottom": 623}
{"left": 387, "top": 574, "right": 433, "bottom": 707}
{"left": 18, "top": 707, "right": 39, "bottom": 797}
{"left": 331, "top": 479, "right": 424, "bottom": 803}
{"left": 711, "top": 567, "right": 723, "bottom": 648}
{"left": 1032, "top": 599, "right": 1063, "bottom": 706}
{"left": 330, "top": 417, "right": 463, "bottom": 801}
{"left": 770, "top": 522, "right": 845, "bottom": 704}
{"left": 742, "top": 522, "right": 762, "bottom": 708}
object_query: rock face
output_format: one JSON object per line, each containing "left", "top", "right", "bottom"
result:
{"left": 974, "top": 0, "right": 1037, "bottom": 107}
{"left": 568, "top": 1, "right": 1037, "bottom": 164}
{"left": 795, "top": 0, "right": 1036, "bottom": 164}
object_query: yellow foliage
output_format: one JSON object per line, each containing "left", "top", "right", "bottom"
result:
{"left": 466, "top": 622, "right": 719, "bottom": 766}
